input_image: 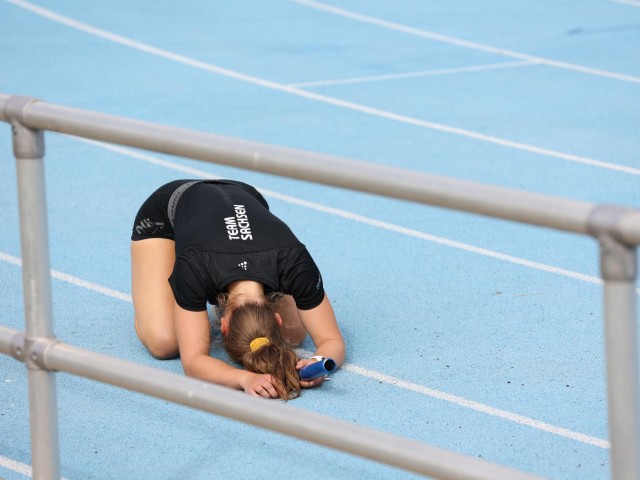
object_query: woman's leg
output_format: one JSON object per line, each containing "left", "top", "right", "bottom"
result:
{"left": 131, "top": 238, "right": 179, "bottom": 359}
{"left": 275, "top": 295, "right": 307, "bottom": 346}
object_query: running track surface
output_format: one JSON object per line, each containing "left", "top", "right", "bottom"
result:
{"left": 1, "top": 1, "right": 639, "bottom": 479}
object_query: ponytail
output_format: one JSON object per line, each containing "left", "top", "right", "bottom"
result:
{"left": 223, "top": 302, "right": 301, "bottom": 400}
{"left": 243, "top": 344, "right": 301, "bottom": 399}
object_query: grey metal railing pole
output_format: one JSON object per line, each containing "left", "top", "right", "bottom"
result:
{"left": 599, "top": 234, "right": 639, "bottom": 480}
{"left": 4, "top": 93, "right": 640, "bottom": 479}
{"left": 1, "top": 94, "right": 640, "bottom": 244}
{"left": 0, "top": 326, "right": 546, "bottom": 480}
{"left": 5, "top": 96, "right": 61, "bottom": 480}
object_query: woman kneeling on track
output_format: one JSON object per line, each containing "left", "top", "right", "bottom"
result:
{"left": 131, "top": 179, "right": 345, "bottom": 400}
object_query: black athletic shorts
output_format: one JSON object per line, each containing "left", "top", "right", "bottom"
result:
{"left": 131, "top": 179, "right": 194, "bottom": 241}
{"left": 131, "top": 179, "right": 269, "bottom": 241}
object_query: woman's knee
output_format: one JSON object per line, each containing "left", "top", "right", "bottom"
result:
{"left": 147, "top": 335, "right": 179, "bottom": 359}
{"left": 135, "top": 317, "right": 178, "bottom": 359}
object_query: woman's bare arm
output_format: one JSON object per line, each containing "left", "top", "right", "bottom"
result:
{"left": 297, "top": 294, "right": 346, "bottom": 387}
{"left": 174, "top": 304, "right": 279, "bottom": 398}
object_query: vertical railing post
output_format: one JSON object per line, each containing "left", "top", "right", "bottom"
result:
{"left": 5, "top": 96, "right": 61, "bottom": 480}
{"left": 599, "top": 233, "right": 639, "bottom": 480}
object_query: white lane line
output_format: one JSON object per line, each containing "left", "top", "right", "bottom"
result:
{"left": 0, "top": 456, "right": 31, "bottom": 477}
{"left": 0, "top": 252, "right": 21, "bottom": 267}
{"left": 612, "top": 0, "right": 640, "bottom": 7}
{"left": 50, "top": 270, "right": 132, "bottom": 303}
{"left": 77, "top": 138, "right": 640, "bottom": 296}
{"left": 343, "top": 363, "right": 609, "bottom": 449}
{"left": 293, "top": 352, "right": 608, "bottom": 449}
{"left": 290, "top": 0, "right": 640, "bottom": 85}
{"left": 0, "top": 251, "right": 132, "bottom": 303}
{"left": 288, "top": 60, "right": 538, "bottom": 88}
{"left": 5, "top": 0, "right": 640, "bottom": 177}
{"left": 0, "top": 250, "right": 610, "bottom": 450}
{"left": 0, "top": 454, "right": 71, "bottom": 480}
{"left": 2, "top": 139, "right": 615, "bottom": 450}
{"left": 266, "top": 192, "right": 608, "bottom": 286}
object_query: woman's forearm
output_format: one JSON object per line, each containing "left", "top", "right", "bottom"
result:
{"left": 182, "top": 354, "right": 250, "bottom": 390}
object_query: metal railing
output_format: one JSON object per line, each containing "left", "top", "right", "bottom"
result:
{"left": 0, "top": 93, "right": 637, "bottom": 480}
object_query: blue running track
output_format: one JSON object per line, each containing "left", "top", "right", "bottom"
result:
{"left": 1, "top": 1, "right": 639, "bottom": 478}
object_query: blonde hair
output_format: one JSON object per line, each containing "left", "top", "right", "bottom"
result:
{"left": 221, "top": 299, "right": 301, "bottom": 400}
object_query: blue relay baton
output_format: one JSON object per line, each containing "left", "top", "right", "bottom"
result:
{"left": 300, "top": 357, "right": 337, "bottom": 380}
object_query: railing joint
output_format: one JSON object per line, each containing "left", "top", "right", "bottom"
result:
{"left": 9, "top": 330, "right": 26, "bottom": 362}
{"left": 4, "top": 95, "right": 44, "bottom": 159}
{"left": 588, "top": 204, "right": 636, "bottom": 246}
{"left": 3, "top": 94, "right": 39, "bottom": 125}
{"left": 598, "top": 233, "right": 638, "bottom": 282}
{"left": 24, "top": 336, "right": 59, "bottom": 371}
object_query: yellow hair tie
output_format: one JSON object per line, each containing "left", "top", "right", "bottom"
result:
{"left": 249, "top": 337, "right": 270, "bottom": 352}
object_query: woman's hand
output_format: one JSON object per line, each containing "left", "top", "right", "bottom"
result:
{"left": 296, "top": 358, "right": 326, "bottom": 389}
{"left": 239, "top": 372, "right": 280, "bottom": 398}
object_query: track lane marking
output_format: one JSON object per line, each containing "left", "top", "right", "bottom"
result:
{"left": 4, "top": 0, "right": 640, "bottom": 176}
{"left": 291, "top": 0, "right": 640, "bottom": 85}
{"left": 0, "top": 249, "right": 610, "bottom": 449}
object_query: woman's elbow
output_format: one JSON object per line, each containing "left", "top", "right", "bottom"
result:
{"left": 332, "top": 338, "right": 347, "bottom": 366}
{"left": 338, "top": 347, "right": 347, "bottom": 367}
{"left": 181, "top": 358, "right": 199, "bottom": 378}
